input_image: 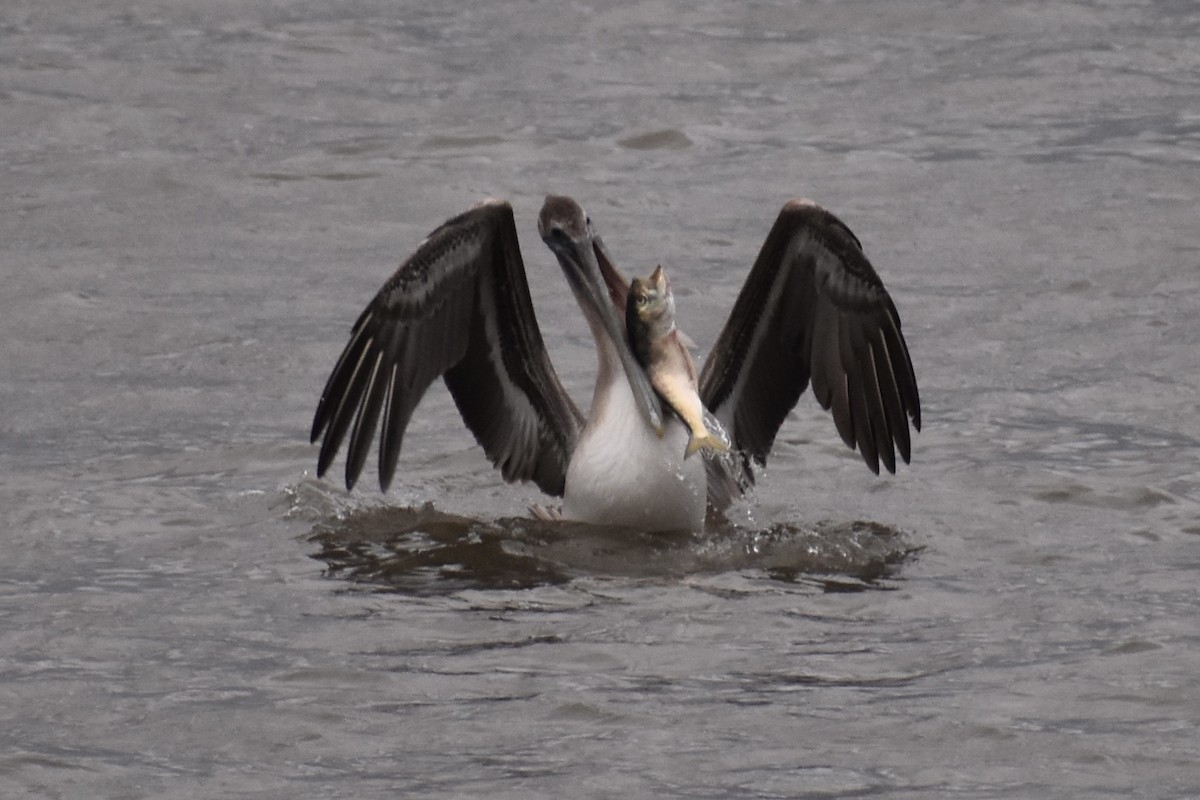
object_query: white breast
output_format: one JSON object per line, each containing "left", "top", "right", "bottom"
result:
{"left": 561, "top": 370, "right": 707, "bottom": 532}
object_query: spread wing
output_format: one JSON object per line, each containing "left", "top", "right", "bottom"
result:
{"left": 310, "top": 200, "right": 584, "bottom": 495}
{"left": 699, "top": 199, "right": 921, "bottom": 476}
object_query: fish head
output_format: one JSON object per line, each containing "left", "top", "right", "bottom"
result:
{"left": 629, "top": 265, "right": 676, "bottom": 335}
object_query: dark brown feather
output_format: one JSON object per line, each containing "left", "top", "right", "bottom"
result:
{"left": 311, "top": 201, "right": 583, "bottom": 495}
{"left": 699, "top": 200, "right": 920, "bottom": 481}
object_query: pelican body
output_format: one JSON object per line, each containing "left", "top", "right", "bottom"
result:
{"left": 310, "top": 196, "right": 921, "bottom": 532}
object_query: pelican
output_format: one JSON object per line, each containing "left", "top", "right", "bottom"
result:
{"left": 310, "top": 195, "right": 920, "bottom": 532}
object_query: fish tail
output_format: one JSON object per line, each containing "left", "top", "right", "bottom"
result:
{"left": 685, "top": 431, "right": 730, "bottom": 458}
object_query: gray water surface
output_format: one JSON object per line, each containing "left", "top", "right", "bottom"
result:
{"left": 3, "top": 1, "right": 1199, "bottom": 798}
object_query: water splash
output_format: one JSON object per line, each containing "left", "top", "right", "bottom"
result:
{"left": 306, "top": 501, "right": 919, "bottom": 595}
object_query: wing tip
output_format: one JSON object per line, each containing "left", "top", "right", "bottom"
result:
{"left": 472, "top": 197, "right": 511, "bottom": 212}
{"left": 782, "top": 197, "right": 820, "bottom": 213}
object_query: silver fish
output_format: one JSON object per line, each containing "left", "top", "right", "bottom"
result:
{"left": 627, "top": 265, "right": 729, "bottom": 458}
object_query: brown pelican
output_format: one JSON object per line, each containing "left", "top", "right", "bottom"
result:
{"left": 310, "top": 195, "right": 920, "bottom": 531}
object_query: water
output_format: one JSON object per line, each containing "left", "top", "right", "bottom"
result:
{"left": 3, "top": 1, "right": 1199, "bottom": 797}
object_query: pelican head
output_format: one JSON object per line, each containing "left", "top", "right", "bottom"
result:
{"left": 538, "top": 195, "right": 664, "bottom": 434}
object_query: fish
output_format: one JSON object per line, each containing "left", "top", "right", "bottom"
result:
{"left": 626, "top": 265, "right": 730, "bottom": 458}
